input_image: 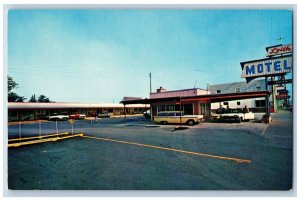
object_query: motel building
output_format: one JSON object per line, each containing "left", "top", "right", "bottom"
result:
{"left": 209, "top": 79, "right": 273, "bottom": 113}
{"left": 7, "top": 45, "right": 291, "bottom": 123}
{"left": 7, "top": 102, "right": 149, "bottom": 122}
{"left": 120, "top": 44, "right": 292, "bottom": 121}
{"left": 121, "top": 82, "right": 270, "bottom": 121}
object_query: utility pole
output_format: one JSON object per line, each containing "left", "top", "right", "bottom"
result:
{"left": 149, "top": 72, "right": 152, "bottom": 93}
{"left": 194, "top": 69, "right": 202, "bottom": 88}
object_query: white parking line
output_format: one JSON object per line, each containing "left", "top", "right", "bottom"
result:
{"left": 261, "top": 124, "right": 270, "bottom": 135}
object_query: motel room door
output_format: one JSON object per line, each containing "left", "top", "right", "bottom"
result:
{"left": 151, "top": 105, "right": 157, "bottom": 121}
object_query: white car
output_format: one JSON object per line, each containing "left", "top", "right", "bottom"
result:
{"left": 48, "top": 114, "right": 69, "bottom": 121}
{"left": 220, "top": 108, "right": 255, "bottom": 123}
{"left": 98, "top": 112, "right": 113, "bottom": 118}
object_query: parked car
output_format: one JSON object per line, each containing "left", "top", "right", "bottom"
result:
{"left": 98, "top": 112, "right": 113, "bottom": 118}
{"left": 288, "top": 105, "right": 292, "bottom": 112}
{"left": 153, "top": 111, "right": 203, "bottom": 125}
{"left": 20, "top": 114, "right": 35, "bottom": 121}
{"left": 220, "top": 108, "right": 255, "bottom": 123}
{"left": 143, "top": 110, "right": 151, "bottom": 119}
{"left": 47, "top": 114, "right": 69, "bottom": 121}
{"left": 211, "top": 112, "right": 221, "bottom": 120}
{"left": 69, "top": 113, "right": 86, "bottom": 120}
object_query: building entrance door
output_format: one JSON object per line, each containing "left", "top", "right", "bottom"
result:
{"left": 200, "top": 103, "right": 211, "bottom": 118}
{"left": 183, "top": 104, "right": 193, "bottom": 115}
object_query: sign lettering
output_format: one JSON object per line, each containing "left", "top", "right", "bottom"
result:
{"left": 266, "top": 44, "right": 292, "bottom": 56}
{"left": 268, "top": 79, "right": 292, "bottom": 85}
{"left": 276, "top": 94, "right": 290, "bottom": 100}
{"left": 277, "top": 89, "right": 288, "bottom": 94}
{"left": 241, "top": 55, "right": 292, "bottom": 78}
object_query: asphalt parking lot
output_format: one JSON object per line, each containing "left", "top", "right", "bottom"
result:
{"left": 7, "top": 111, "right": 293, "bottom": 190}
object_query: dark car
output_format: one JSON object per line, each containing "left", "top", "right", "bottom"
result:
{"left": 143, "top": 110, "right": 151, "bottom": 119}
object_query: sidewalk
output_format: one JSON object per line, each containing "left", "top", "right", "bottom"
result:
{"left": 85, "top": 114, "right": 143, "bottom": 120}
{"left": 8, "top": 114, "right": 144, "bottom": 125}
{"left": 264, "top": 110, "right": 293, "bottom": 148}
{"left": 8, "top": 120, "right": 49, "bottom": 126}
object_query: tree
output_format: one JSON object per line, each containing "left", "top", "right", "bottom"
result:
{"left": 8, "top": 76, "right": 18, "bottom": 92}
{"left": 37, "top": 95, "right": 51, "bottom": 103}
{"left": 8, "top": 76, "right": 26, "bottom": 102}
{"left": 29, "top": 94, "right": 37, "bottom": 102}
{"left": 8, "top": 92, "right": 26, "bottom": 102}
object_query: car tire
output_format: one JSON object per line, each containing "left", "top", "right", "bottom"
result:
{"left": 161, "top": 121, "right": 168, "bottom": 125}
{"left": 238, "top": 117, "right": 242, "bottom": 123}
{"left": 187, "top": 120, "right": 195, "bottom": 125}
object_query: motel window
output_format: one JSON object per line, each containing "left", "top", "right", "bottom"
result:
{"left": 255, "top": 100, "right": 266, "bottom": 108}
{"left": 200, "top": 103, "right": 210, "bottom": 116}
{"left": 158, "top": 105, "right": 166, "bottom": 112}
{"left": 256, "top": 86, "right": 261, "bottom": 91}
{"left": 217, "top": 90, "right": 221, "bottom": 94}
{"left": 237, "top": 101, "right": 241, "bottom": 106}
{"left": 167, "top": 105, "right": 175, "bottom": 111}
{"left": 235, "top": 88, "right": 240, "bottom": 92}
{"left": 183, "top": 104, "right": 193, "bottom": 115}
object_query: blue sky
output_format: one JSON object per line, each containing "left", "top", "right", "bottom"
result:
{"left": 8, "top": 9, "right": 293, "bottom": 103}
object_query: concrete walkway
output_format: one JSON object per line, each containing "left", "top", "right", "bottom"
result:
{"left": 264, "top": 110, "right": 293, "bottom": 149}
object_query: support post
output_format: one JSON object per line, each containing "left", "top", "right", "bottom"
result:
{"left": 39, "top": 121, "right": 42, "bottom": 138}
{"left": 180, "top": 97, "right": 182, "bottom": 127}
{"left": 271, "top": 76, "right": 274, "bottom": 113}
{"left": 265, "top": 76, "right": 270, "bottom": 117}
{"left": 56, "top": 120, "right": 58, "bottom": 137}
{"left": 124, "top": 104, "right": 127, "bottom": 125}
{"left": 150, "top": 105, "right": 153, "bottom": 121}
{"left": 19, "top": 122, "right": 22, "bottom": 142}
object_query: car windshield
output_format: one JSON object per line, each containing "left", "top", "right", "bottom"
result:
{"left": 225, "top": 109, "right": 243, "bottom": 113}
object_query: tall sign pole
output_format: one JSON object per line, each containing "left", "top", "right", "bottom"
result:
{"left": 240, "top": 43, "right": 292, "bottom": 123}
{"left": 265, "top": 76, "right": 270, "bottom": 117}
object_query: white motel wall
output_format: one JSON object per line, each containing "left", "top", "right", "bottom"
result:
{"left": 208, "top": 79, "right": 267, "bottom": 112}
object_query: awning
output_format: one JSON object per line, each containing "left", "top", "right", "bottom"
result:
{"left": 120, "top": 91, "right": 270, "bottom": 105}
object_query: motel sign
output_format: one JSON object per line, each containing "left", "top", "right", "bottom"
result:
{"left": 266, "top": 44, "right": 292, "bottom": 57}
{"left": 240, "top": 44, "right": 293, "bottom": 119}
{"left": 241, "top": 55, "right": 292, "bottom": 78}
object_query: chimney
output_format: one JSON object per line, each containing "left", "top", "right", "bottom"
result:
{"left": 157, "top": 86, "right": 167, "bottom": 93}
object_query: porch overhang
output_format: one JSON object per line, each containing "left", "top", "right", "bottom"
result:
{"left": 120, "top": 91, "right": 270, "bottom": 105}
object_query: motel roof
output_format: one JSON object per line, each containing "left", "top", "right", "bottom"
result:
{"left": 8, "top": 102, "right": 149, "bottom": 109}
{"left": 120, "top": 91, "right": 270, "bottom": 105}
